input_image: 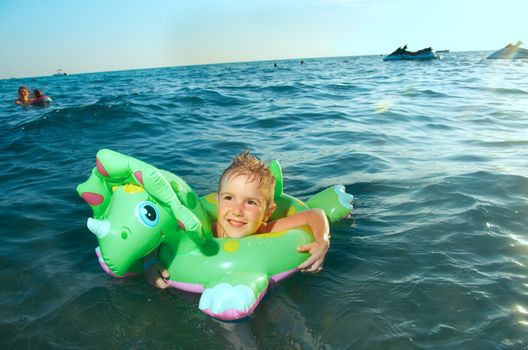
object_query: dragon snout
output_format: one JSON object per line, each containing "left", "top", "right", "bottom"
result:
{"left": 87, "top": 218, "right": 111, "bottom": 239}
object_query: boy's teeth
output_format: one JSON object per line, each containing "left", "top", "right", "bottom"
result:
{"left": 228, "top": 219, "right": 245, "bottom": 227}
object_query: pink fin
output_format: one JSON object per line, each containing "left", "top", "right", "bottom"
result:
{"left": 177, "top": 220, "right": 186, "bottom": 231}
{"left": 270, "top": 268, "right": 298, "bottom": 284}
{"left": 95, "top": 248, "right": 136, "bottom": 278}
{"left": 96, "top": 158, "right": 109, "bottom": 177}
{"left": 134, "top": 170, "right": 143, "bottom": 185}
{"left": 167, "top": 280, "right": 204, "bottom": 293}
{"left": 81, "top": 192, "right": 104, "bottom": 205}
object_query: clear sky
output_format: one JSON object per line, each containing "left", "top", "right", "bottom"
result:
{"left": 1, "top": 0, "right": 527, "bottom": 78}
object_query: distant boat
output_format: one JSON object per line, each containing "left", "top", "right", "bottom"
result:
{"left": 383, "top": 45, "right": 439, "bottom": 61}
{"left": 487, "top": 41, "right": 528, "bottom": 59}
{"left": 436, "top": 50, "right": 450, "bottom": 53}
{"left": 53, "top": 69, "right": 68, "bottom": 76}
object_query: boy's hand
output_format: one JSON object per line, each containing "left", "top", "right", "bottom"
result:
{"left": 144, "top": 260, "right": 170, "bottom": 289}
{"left": 296, "top": 239, "right": 329, "bottom": 273}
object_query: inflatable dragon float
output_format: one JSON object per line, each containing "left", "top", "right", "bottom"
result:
{"left": 77, "top": 149, "right": 353, "bottom": 320}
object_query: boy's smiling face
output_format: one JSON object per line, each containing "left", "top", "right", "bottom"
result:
{"left": 216, "top": 173, "right": 275, "bottom": 238}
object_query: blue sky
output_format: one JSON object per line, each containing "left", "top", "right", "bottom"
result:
{"left": 1, "top": 0, "right": 527, "bottom": 78}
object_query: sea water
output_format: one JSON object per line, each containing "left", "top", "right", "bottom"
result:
{"left": 1, "top": 52, "right": 527, "bottom": 349}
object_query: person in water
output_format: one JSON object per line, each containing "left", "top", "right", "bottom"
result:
{"left": 31, "top": 89, "right": 52, "bottom": 105}
{"left": 15, "top": 86, "right": 32, "bottom": 105}
{"left": 145, "top": 150, "right": 331, "bottom": 289}
{"left": 33, "top": 89, "right": 43, "bottom": 98}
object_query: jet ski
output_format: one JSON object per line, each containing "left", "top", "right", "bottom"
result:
{"left": 487, "top": 41, "right": 528, "bottom": 59}
{"left": 383, "top": 45, "right": 439, "bottom": 61}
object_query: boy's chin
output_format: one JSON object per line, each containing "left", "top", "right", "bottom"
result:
{"left": 225, "top": 231, "right": 250, "bottom": 239}
{"left": 223, "top": 227, "right": 253, "bottom": 239}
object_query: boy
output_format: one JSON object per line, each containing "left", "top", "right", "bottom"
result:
{"left": 146, "top": 150, "right": 330, "bottom": 289}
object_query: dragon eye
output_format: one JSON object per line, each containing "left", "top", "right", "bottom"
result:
{"left": 136, "top": 201, "right": 159, "bottom": 227}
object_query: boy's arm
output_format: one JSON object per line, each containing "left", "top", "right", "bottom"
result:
{"left": 143, "top": 248, "right": 171, "bottom": 289}
{"left": 260, "top": 209, "right": 330, "bottom": 273}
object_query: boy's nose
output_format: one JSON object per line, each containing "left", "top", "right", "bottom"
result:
{"left": 232, "top": 202, "right": 244, "bottom": 216}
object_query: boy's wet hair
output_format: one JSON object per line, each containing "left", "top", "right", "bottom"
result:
{"left": 33, "top": 89, "right": 43, "bottom": 98}
{"left": 18, "top": 86, "right": 29, "bottom": 93}
{"left": 219, "top": 150, "right": 276, "bottom": 205}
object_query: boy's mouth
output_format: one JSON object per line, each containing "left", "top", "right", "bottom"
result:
{"left": 227, "top": 219, "right": 246, "bottom": 228}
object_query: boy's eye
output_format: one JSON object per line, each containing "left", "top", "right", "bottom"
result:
{"left": 223, "top": 195, "right": 232, "bottom": 201}
{"left": 247, "top": 200, "right": 258, "bottom": 206}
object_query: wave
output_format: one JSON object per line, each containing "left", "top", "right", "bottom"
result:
{"left": 18, "top": 102, "right": 143, "bottom": 131}
{"left": 469, "top": 86, "right": 528, "bottom": 96}
{"left": 403, "top": 89, "right": 453, "bottom": 98}
{"left": 175, "top": 87, "right": 251, "bottom": 107}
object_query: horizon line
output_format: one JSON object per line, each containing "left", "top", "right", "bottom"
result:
{"left": 2, "top": 49, "right": 493, "bottom": 81}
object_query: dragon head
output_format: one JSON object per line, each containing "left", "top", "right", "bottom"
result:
{"left": 77, "top": 149, "right": 215, "bottom": 276}
{"left": 84, "top": 184, "right": 175, "bottom": 276}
